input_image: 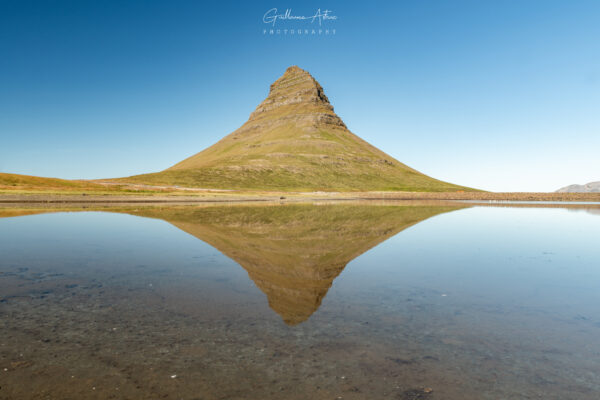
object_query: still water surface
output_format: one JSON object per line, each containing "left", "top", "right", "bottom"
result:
{"left": 0, "top": 202, "right": 599, "bottom": 399}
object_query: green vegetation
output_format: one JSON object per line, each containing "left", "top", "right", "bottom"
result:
{"left": 0, "top": 172, "right": 167, "bottom": 195}
{"left": 0, "top": 173, "right": 107, "bottom": 191}
{"left": 118, "top": 162, "right": 472, "bottom": 192}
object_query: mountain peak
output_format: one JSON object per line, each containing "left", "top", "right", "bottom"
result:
{"left": 248, "top": 66, "right": 341, "bottom": 126}
{"left": 283, "top": 65, "right": 306, "bottom": 74}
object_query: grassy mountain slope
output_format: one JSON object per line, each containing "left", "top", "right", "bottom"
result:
{"left": 0, "top": 172, "right": 107, "bottom": 192}
{"left": 117, "top": 66, "right": 475, "bottom": 192}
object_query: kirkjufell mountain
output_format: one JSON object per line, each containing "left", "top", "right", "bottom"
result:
{"left": 118, "top": 66, "right": 473, "bottom": 191}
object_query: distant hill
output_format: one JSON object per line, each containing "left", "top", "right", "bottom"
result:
{"left": 117, "top": 66, "right": 475, "bottom": 192}
{"left": 0, "top": 172, "right": 106, "bottom": 191}
{"left": 556, "top": 181, "right": 600, "bottom": 193}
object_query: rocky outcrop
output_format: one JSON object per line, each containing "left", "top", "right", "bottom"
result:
{"left": 247, "top": 66, "right": 346, "bottom": 129}
{"left": 556, "top": 181, "right": 600, "bottom": 193}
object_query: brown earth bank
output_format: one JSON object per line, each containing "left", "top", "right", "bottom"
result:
{"left": 0, "top": 191, "right": 599, "bottom": 204}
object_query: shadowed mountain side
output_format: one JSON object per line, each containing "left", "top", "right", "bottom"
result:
{"left": 125, "top": 204, "right": 463, "bottom": 325}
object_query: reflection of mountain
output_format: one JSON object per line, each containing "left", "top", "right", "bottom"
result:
{"left": 0, "top": 209, "right": 53, "bottom": 218}
{"left": 127, "top": 204, "right": 461, "bottom": 325}
{"left": 566, "top": 207, "right": 600, "bottom": 217}
{"left": 0, "top": 203, "right": 462, "bottom": 324}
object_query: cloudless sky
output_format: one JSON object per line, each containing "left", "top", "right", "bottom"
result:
{"left": 1, "top": 0, "right": 598, "bottom": 191}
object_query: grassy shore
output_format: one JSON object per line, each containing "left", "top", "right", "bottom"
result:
{"left": 1, "top": 190, "right": 599, "bottom": 203}
{"left": 2, "top": 173, "right": 598, "bottom": 203}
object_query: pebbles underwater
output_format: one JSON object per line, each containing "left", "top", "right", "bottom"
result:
{"left": 1, "top": 203, "right": 600, "bottom": 399}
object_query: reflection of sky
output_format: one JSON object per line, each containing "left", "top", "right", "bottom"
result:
{"left": 336, "top": 207, "right": 600, "bottom": 319}
{"left": 0, "top": 212, "right": 244, "bottom": 281}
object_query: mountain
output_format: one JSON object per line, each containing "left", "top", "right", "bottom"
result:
{"left": 118, "top": 66, "right": 474, "bottom": 192}
{"left": 556, "top": 181, "right": 600, "bottom": 193}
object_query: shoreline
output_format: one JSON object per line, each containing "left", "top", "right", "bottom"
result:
{"left": 1, "top": 191, "right": 599, "bottom": 204}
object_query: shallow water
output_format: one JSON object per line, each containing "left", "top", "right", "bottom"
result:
{"left": 0, "top": 202, "right": 599, "bottom": 399}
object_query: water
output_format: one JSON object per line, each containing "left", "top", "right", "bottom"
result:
{"left": 0, "top": 202, "right": 599, "bottom": 399}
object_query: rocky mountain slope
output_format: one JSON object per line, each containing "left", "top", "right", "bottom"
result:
{"left": 556, "top": 181, "right": 600, "bottom": 193}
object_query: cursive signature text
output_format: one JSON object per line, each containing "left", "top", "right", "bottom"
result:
{"left": 263, "top": 8, "right": 338, "bottom": 26}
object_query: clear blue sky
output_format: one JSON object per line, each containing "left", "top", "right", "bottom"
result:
{"left": 1, "top": 0, "right": 598, "bottom": 191}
